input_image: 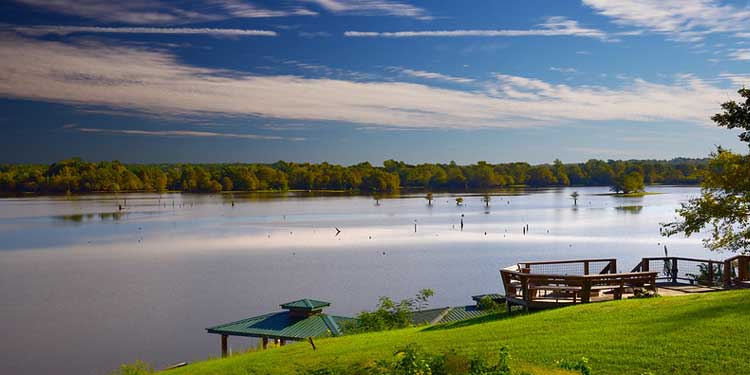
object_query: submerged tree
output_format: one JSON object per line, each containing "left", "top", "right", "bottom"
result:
{"left": 482, "top": 193, "right": 491, "bottom": 207}
{"left": 455, "top": 197, "right": 464, "bottom": 206}
{"left": 662, "top": 88, "right": 750, "bottom": 253}
{"left": 425, "top": 192, "right": 433, "bottom": 206}
{"left": 570, "top": 191, "right": 579, "bottom": 206}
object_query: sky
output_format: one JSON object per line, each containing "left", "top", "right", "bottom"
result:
{"left": 0, "top": 0, "right": 749, "bottom": 165}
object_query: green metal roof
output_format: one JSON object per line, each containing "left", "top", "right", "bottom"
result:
{"left": 280, "top": 299, "right": 331, "bottom": 311}
{"left": 207, "top": 311, "right": 354, "bottom": 340}
{"left": 437, "top": 305, "right": 493, "bottom": 324}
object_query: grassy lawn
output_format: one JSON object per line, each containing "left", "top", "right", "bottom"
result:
{"left": 164, "top": 290, "right": 750, "bottom": 375}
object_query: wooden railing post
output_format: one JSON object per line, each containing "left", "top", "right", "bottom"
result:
{"left": 724, "top": 259, "right": 732, "bottom": 288}
{"left": 581, "top": 278, "right": 592, "bottom": 303}
{"left": 671, "top": 258, "right": 678, "bottom": 283}
{"left": 739, "top": 256, "right": 749, "bottom": 282}
{"left": 611, "top": 259, "right": 617, "bottom": 274}
{"left": 641, "top": 258, "right": 649, "bottom": 272}
{"left": 707, "top": 261, "right": 715, "bottom": 286}
{"left": 584, "top": 261, "right": 590, "bottom": 275}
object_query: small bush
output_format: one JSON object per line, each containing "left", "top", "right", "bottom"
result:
{"left": 110, "top": 360, "right": 153, "bottom": 375}
{"left": 477, "top": 296, "right": 502, "bottom": 312}
{"left": 557, "top": 357, "right": 592, "bottom": 375}
{"left": 303, "top": 344, "right": 526, "bottom": 375}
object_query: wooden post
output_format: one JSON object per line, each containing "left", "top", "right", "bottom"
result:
{"left": 641, "top": 258, "right": 649, "bottom": 272}
{"left": 581, "top": 279, "right": 592, "bottom": 303}
{"left": 724, "top": 259, "right": 732, "bottom": 288}
{"left": 707, "top": 262, "right": 715, "bottom": 286}
{"left": 262, "top": 337, "right": 269, "bottom": 350}
{"left": 308, "top": 337, "right": 317, "bottom": 350}
{"left": 671, "top": 258, "right": 678, "bottom": 283}
{"left": 584, "top": 261, "right": 590, "bottom": 275}
{"left": 611, "top": 259, "right": 617, "bottom": 274}
{"left": 739, "top": 257, "right": 749, "bottom": 282}
{"left": 221, "top": 335, "right": 228, "bottom": 358}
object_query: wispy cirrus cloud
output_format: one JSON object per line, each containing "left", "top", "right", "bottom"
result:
{"left": 304, "top": 0, "right": 430, "bottom": 19}
{"left": 345, "top": 17, "right": 613, "bottom": 41}
{"left": 387, "top": 67, "right": 474, "bottom": 84}
{"left": 583, "top": 0, "right": 750, "bottom": 42}
{"left": 13, "top": 0, "right": 219, "bottom": 24}
{"left": 13, "top": 0, "right": 317, "bottom": 24}
{"left": 0, "top": 34, "right": 738, "bottom": 131}
{"left": 10, "top": 25, "right": 278, "bottom": 37}
{"left": 63, "top": 124, "right": 304, "bottom": 141}
{"left": 208, "top": 0, "right": 317, "bottom": 18}
{"left": 728, "top": 49, "right": 750, "bottom": 60}
{"left": 549, "top": 66, "right": 577, "bottom": 73}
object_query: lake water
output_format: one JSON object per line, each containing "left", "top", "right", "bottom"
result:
{"left": 0, "top": 186, "right": 714, "bottom": 375}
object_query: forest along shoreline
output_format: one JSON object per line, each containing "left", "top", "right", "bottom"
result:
{"left": 0, "top": 158, "right": 706, "bottom": 194}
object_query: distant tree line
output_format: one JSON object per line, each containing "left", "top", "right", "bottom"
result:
{"left": 0, "top": 157, "right": 707, "bottom": 194}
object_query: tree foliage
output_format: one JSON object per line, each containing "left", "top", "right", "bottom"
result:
{"left": 348, "top": 289, "right": 434, "bottom": 333}
{"left": 0, "top": 157, "right": 707, "bottom": 194}
{"left": 610, "top": 171, "right": 645, "bottom": 194}
{"left": 662, "top": 88, "right": 750, "bottom": 253}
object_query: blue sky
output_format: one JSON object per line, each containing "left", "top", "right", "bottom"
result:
{"left": 0, "top": 0, "right": 749, "bottom": 164}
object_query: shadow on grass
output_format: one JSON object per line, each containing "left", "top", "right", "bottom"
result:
{"left": 420, "top": 309, "right": 532, "bottom": 332}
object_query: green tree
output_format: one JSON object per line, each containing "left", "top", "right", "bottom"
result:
{"left": 527, "top": 165, "right": 557, "bottom": 187}
{"left": 553, "top": 159, "right": 570, "bottom": 186}
{"left": 662, "top": 88, "right": 750, "bottom": 253}
{"left": 611, "top": 171, "right": 645, "bottom": 194}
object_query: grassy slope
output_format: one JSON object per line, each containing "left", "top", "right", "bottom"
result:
{"left": 167, "top": 290, "right": 750, "bottom": 375}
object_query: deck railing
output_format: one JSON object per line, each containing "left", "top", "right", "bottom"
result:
{"left": 501, "top": 259, "right": 657, "bottom": 310}
{"left": 631, "top": 257, "right": 725, "bottom": 287}
{"left": 723, "top": 255, "right": 750, "bottom": 288}
{"left": 517, "top": 258, "right": 618, "bottom": 276}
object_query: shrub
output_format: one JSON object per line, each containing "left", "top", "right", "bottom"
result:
{"left": 557, "top": 357, "right": 592, "bottom": 375}
{"left": 109, "top": 361, "right": 153, "bottom": 375}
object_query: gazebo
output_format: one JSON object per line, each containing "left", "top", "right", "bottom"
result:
{"left": 206, "top": 299, "right": 354, "bottom": 357}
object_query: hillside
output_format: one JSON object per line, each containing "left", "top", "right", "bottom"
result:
{"left": 162, "top": 290, "right": 750, "bottom": 374}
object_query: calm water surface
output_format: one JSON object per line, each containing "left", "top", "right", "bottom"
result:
{"left": 0, "top": 186, "right": 713, "bottom": 374}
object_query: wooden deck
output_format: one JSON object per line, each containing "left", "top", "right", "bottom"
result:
{"left": 500, "top": 256, "right": 750, "bottom": 311}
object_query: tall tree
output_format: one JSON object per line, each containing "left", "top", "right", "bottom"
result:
{"left": 662, "top": 88, "right": 750, "bottom": 252}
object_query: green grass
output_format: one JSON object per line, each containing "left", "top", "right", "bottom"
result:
{"left": 164, "top": 290, "right": 750, "bottom": 375}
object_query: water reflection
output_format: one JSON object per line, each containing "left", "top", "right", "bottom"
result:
{"left": 615, "top": 205, "right": 645, "bottom": 214}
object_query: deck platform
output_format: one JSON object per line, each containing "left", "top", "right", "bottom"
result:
{"left": 501, "top": 256, "right": 750, "bottom": 311}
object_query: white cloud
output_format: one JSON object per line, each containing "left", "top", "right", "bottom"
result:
{"left": 583, "top": 0, "right": 750, "bottom": 42}
{"left": 304, "top": 0, "right": 430, "bottom": 19}
{"left": 64, "top": 124, "right": 304, "bottom": 141}
{"left": 550, "top": 67, "right": 578, "bottom": 73}
{"left": 13, "top": 0, "right": 316, "bottom": 24}
{"left": 11, "top": 25, "right": 278, "bottom": 37}
{"left": 388, "top": 67, "right": 474, "bottom": 83}
{"left": 345, "top": 17, "right": 612, "bottom": 41}
{"left": 0, "top": 35, "right": 737, "bottom": 130}
{"left": 720, "top": 73, "right": 750, "bottom": 86}
{"left": 13, "top": 0, "right": 219, "bottom": 24}
{"left": 209, "top": 0, "right": 317, "bottom": 18}
{"left": 728, "top": 49, "right": 750, "bottom": 60}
